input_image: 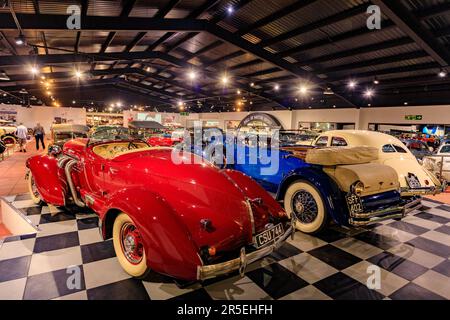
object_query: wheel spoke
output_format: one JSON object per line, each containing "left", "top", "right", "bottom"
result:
{"left": 291, "top": 190, "right": 319, "bottom": 224}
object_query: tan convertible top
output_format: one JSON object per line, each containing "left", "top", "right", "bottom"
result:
{"left": 305, "top": 146, "right": 379, "bottom": 166}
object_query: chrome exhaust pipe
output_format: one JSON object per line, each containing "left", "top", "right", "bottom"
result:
{"left": 64, "top": 159, "right": 85, "bottom": 207}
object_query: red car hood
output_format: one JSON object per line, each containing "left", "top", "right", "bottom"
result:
{"left": 114, "top": 149, "right": 262, "bottom": 251}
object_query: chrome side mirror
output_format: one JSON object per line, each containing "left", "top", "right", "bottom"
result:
{"left": 48, "top": 144, "right": 62, "bottom": 157}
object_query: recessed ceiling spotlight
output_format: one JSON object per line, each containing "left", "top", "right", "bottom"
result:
{"left": 438, "top": 69, "right": 447, "bottom": 78}
{"left": 404, "top": 102, "right": 408, "bottom": 105}
{"left": 368, "top": 103, "right": 372, "bottom": 107}
{"left": 30, "top": 66, "right": 39, "bottom": 75}
{"left": 187, "top": 70, "right": 197, "bottom": 80}
{"left": 348, "top": 80, "right": 357, "bottom": 89}
{"left": 364, "top": 89, "right": 374, "bottom": 98}
{"left": 221, "top": 74, "right": 229, "bottom": 85}
{"left": 299, "top": 85, "right": 308, "bottom": 95}
{"left": 373, "top": 77, "right": 380, "bottom": 85}
{"left": 227, "top": 6, "right": 234, "bottom": 14}
{"left": 274, "top": 84, "right": 280, "bottom": 91}
{"left": 250, "top": 82, "right": 255, "bottom": 87}
{"left": 237, "top": 89, "right": 241, "bottom": 95}
{"left": 333, "top": 105, "right": 336, "bottom": 108}
{"left": 74, "top": 70, "right": 83, "bottom": 79}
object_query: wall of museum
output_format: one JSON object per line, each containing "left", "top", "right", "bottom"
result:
{"left": 3, "top": 104, "right": 450, "bottom": 131}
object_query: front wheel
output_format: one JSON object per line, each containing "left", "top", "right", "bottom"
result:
{"left": 284, "top": 180, "right": 328, "bottom": 234}
{"left": 112, "top": 213, "right": 151, "bottom": 278}
{"left": 27, "top": 170, "right": 45, "bottom": 205}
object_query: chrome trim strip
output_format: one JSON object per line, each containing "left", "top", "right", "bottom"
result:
{"left": 65, "top": 159, "right": 85, "bottom": 207}
{"left": 348, "top": 198, "right": 422, "bottom": 226}
{"left": 244, "top": 199, "right": 256, "bottom": 236}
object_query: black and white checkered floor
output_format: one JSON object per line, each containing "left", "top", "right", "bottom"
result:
{"left": 0, "top": 193, "right": 449, "bottom": 300}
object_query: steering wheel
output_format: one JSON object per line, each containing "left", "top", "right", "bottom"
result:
{"left": 128, "top": 141, "right": 139, "bottom": 150}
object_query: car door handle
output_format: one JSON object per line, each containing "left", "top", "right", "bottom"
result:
{"left": 109, "top": 167, "right": 119, "bottom": 174}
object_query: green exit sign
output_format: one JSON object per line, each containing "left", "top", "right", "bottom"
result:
{"left": 405, "top": 115, "right": 423, "bottom": 120}
{"left": 180, "top": 112, "right": 190, "bottom": 116}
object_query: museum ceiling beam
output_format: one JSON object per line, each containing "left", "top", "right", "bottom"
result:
{"left": 161, "top": 0, "right": 251, "bottom": 54}
{"left": 279, "top": 2, "right": 450, "bottom": 59}
{"left": 258, "top": 3, "right": 367, "bottom": 48}
{"left": 145, "top": 0, "right": 222, "bottom": 53}
{"left": 0, "top": 14, "right": 208, "bottom": 32}
{"left": 329, "top": 62, "right": 440, "bottom": 82}
{"left": 371, "top": 0, "right": 450, "bottom": 67}
{"left": 321, "top": 51, "right": 429, "bottom": 75}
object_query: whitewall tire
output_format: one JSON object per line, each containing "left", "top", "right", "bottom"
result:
{"left": 113, "top": 213, "right": 151, "bottom": 278}
{"left": 284, "top": 180, "right": 328, "bottom": 234}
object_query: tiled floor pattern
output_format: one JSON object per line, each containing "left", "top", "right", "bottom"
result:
{"left": 0, "top": 194, "right": 449, "bottom": 300}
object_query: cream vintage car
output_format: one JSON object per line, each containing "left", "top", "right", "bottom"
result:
{"left": 312, "top": 130, "right": 445, "bottom": 197}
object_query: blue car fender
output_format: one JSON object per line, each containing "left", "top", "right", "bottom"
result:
{"left": 276, "top": 166, "right": 349, "bottom": 226}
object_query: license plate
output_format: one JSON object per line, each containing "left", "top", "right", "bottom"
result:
{"left": 346, "top": 194, "right": 364, "bottom": 216}
{"left": 406, "top": 175, "right": 421, "bottom": 189}
{"left": 254, "top": 223, "right": 284, "bottom": 248}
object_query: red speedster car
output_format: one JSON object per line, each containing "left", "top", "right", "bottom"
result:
{"left": 128, "top": 120, "right": 182, "bottom": 147}
{"left": 25, "top": 136, "right": 293, "bottom": 281}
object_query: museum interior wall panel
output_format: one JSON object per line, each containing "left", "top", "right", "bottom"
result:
{"left": 359, "top": 105, "right": 450, "bottom": 129}
{"left": 3, "top": 105, "right": 87, "bottom": 131}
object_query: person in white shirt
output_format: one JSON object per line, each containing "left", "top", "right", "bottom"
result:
{"left": 15, "top": 123, "right": 28, "bottom": 152}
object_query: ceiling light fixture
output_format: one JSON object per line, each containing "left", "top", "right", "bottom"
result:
{"left": 348, "top": 80, "right": 356, "bottom": 89}
{"left": 299, "top": 85, "right": 308, "bottom": 95}
{"left": 227, "top": 6, "right": 234, "bottom": 14}
{"left": 438, "top": 69, "right": 447, "bottom": 78}
{"left": 0, "top": 70, "right": 9, "bottom": 81}
{"left": 14, "top": 34, "right": 26, "bottom": 45}
{"left": 74, "top": 70, "right": 83, "bottom": 79}
{"left": 364, "top": 89, "right": 374, "bottom": 98}
{"left": 323, "top": 87, "right": 334, "bottom": 95}
{"left": 250, "top": 82, "right": 255, "bottom": 87}
{"left": 373, "top": 77, "right": 380, "bottom": 85}
{"left": 274, "top": 84, "right": 280, "bottom": 91}
{"left": 30, "top": 66, "right": 39, "bottom": 75}
{"left": 187, "top": 70, "right": 197, "bottom": 80}
{"left": 221, "top": 74, "right": 229, "bottom": 85}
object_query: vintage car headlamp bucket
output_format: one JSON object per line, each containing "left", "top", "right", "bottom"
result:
{"left": 48, "top": 144, "right": 62, "bottom": 157}
{"left": 351, "top": 181, "right": 365, "bottom": 196}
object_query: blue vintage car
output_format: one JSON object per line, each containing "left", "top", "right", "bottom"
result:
{"left": 186, "top": 135, "right": 421, "bottom": 234}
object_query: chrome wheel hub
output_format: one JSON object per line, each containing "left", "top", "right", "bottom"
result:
{"left": 291, "top": 190, "right": 319, "bottom": 224}
{"left": 120, "top": 222, "right": 144, "bottom": 265}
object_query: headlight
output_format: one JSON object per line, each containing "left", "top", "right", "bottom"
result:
{"left": 352, "top": 181, "right": 365, "bottom": 196}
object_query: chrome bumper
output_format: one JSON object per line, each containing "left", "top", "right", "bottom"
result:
{"left": 400, "top": 180, "right": 447, "bottom": 197}
{"left": 349, "top": 198, "right": 422, "bottom": 227}
{"left": 196, "top": 223, "right": 295, "bottom": 281}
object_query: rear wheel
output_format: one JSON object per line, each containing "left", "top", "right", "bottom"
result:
{"left": 113, "top": 213, "right": 151, "bottom": 278}
{"left": 27, "top": 170, "right": 45, "bottom": 205}
{"left": 284, "top": 180, "right": 328, "bottom": 234}
{"left": 2, "top": 136, "right": 16, "bottom": 146}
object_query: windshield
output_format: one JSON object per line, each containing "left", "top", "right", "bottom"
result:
{"left": 278, "top": 131, "right": 318, "bottom": 146}
{"left": 55, "top": 132, "right": 88, "bottom": 141}
{"left": 440, "top": 145, "right": 450, "bottom": 153}
{"left": 89, "top": 127, "right": 135, "bottom": 144}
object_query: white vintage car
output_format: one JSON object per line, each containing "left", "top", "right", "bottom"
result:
{"left": 423, "top": 144, "right": 450, "bottom": 182}
{"left": 312, "top": 130, "right": 445, "bottom": 197}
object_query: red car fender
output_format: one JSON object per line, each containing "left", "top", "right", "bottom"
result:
{"left": 101, "top": 187, "right": 202, "bottom": 281}
{"left": 26, "top": 155, "right": 67, "bottom": 206}
{"left": 222, "top": 169, "right": 286, "bottom": 219}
